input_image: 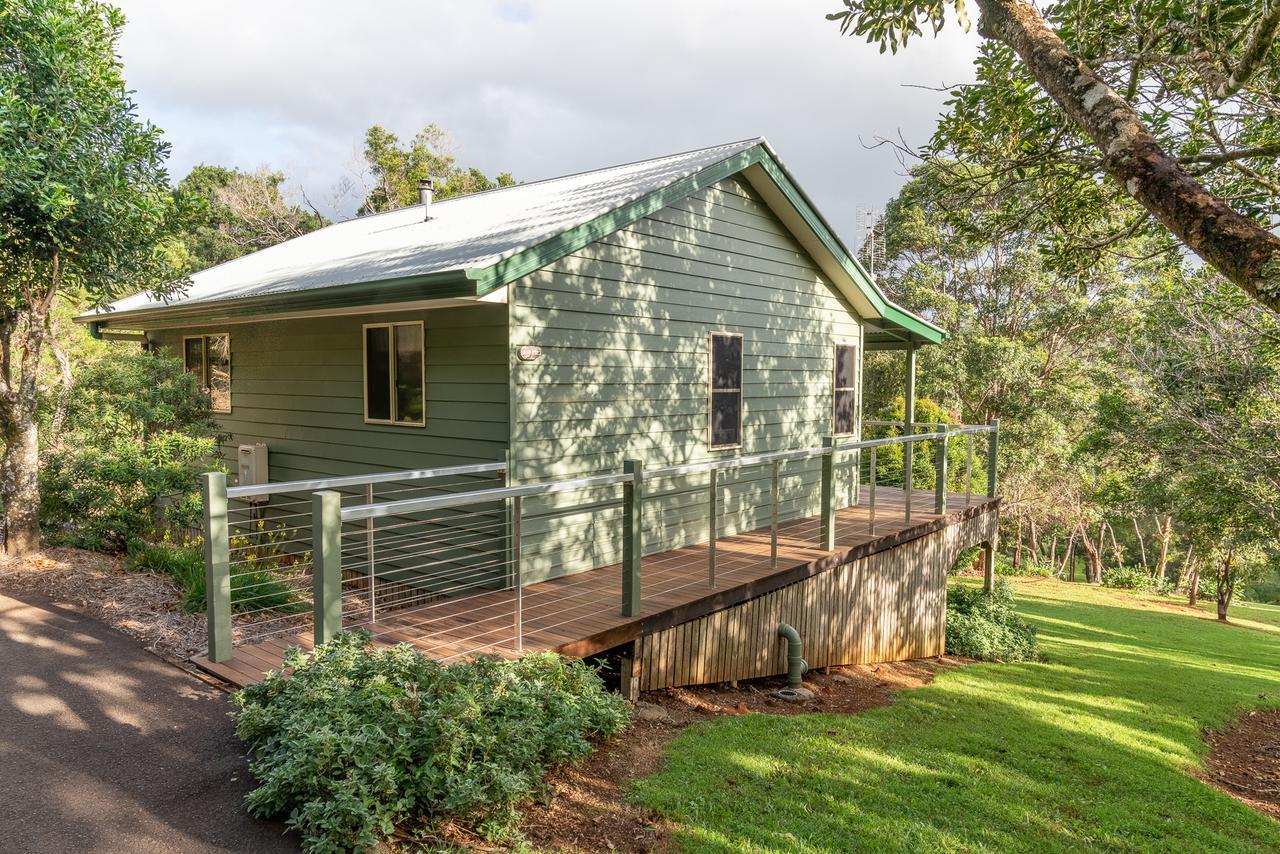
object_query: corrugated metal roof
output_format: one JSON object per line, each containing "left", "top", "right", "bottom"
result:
{"left": 103, "top": 138, "right": 764, "bottom": 315}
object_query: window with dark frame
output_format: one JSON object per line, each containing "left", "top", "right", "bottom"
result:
{"left": 833, "top": 341, "right": 857, "bottom": 436}
{"left": 709, "top": 332, "right": 743, "bottom": 449}
{"left": 364, "top": 322, "right": 425, "bottom": 426}
{"left": 183, "top": 333, "right": 231, "bottom": 413}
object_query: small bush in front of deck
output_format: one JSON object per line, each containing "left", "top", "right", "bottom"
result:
{"left": 945, "top": 578, "right": 1039, "bottom": 662}
{"left": 233, "top": 631, "right": 632, "bottom": 852}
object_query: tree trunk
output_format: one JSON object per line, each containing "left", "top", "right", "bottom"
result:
{"left": 1079, "top": 523, "right": 1102, "bottom": 583}
{"left": 1186, "top": 553, "right": 1199, "bottom": 607}
{"left": 975, "top": 0, "right": 1280, "bottom": 311}
{"left": 1154, "top": 515, "right": 1172, "bottom": 581}
{"left": 1, "top": 414, "right": 40, "bottom": 555}
{"left": 1029, "top": 516, "right": 1041, "bottom": 564}
{"left": 1014, "top": 515, "right": 1024, "bottom": 569}
{"left": 1133, "top": 517, "right": 1148, "bottom": 573}
{"left": 1050, "top": 534, "right": 1058, "bottom": 570}
{"left": 1216, "top": 548, "right": 1234, "bottom": 623}
{"left": 1105, "top": 521, "right": 1124, "bottom": 568}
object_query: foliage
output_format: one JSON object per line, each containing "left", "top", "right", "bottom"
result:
{"left": 39, "top": 351, "right": 222, "bottom": 550}
{"left": 632, "top": 579, "right": 1280, "bottom": 850}
{"left": 174, "top": 164, "right": 326, "bottom": 272}
{"left": 0, "top": 0, "right": 192, "bottom": 551}
{"left": 826, "top": 0, "right": 1280, "bottom": 309}
{"left": 233, "top": 633, "right": 631, "bottom": 852}
{"left": 125, "top": 537, "right": 302, "bottom": 615}
{"left": 1101, "top": 565, "right": 1173, "bottom": 595}
{"left": 945, "top": 577, "right": 1039, "bottom": 661}
{"left": 358, "top": 124, "right": 516, "bottom": 214}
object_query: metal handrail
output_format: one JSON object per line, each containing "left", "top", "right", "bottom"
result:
{"left": 225, "top": 460, "right": 507, "bottom": 499}
{"left": 340, "top": 471, "right": 634, "bottom": 521}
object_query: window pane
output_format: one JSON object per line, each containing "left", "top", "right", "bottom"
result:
{"left": 711, "top": 335, "right": 742, "bottom": 390}
{"left": 183, "top": 337, "right": 203, "bottom": 376}
{"left": 365, "top": 327, "right": 392, "bottom": 421}
{"left": 835, "top": 344, "right": 857, "bottom": 390}
{"left": 834, "top": 389, "right": 857, "bottom": 435}
{"left": 205, "top": 335, "right": 231, "bottom": 412}
{"left": 711, "top": 391, "right": 741, "bottom": 447}
{"left": 393, "top": 324, "right": 424, "bottom": 424}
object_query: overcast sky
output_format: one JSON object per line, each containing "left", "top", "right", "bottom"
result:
{"left": 113, "top": 0, "right": 980, "bottom": 243}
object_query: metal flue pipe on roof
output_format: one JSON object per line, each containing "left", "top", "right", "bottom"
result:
{"left": 418, "top": 178, "right": 434, "bottom": 220}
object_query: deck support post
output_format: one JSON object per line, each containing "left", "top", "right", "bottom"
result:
{"left": 903, "top": 343, "right": 916, "bottom": 438}
{"left": 868, "top": 447, "right": 877, "bottom": 535}
{"left": 708, "top": 468, "right": 718, "bottom": 589}
{"left": 934, "top": 424, "right": 949, "bottom": 515}
{"left": 983, "top": 542, "right": 996, "bottom": 593}
{"left": 622, "top": 460, "right": 643, "bottom": 617}
{"left": 770, "top": 459, "right": 780, "bottom": 569}
{"left": 620, "top": 639, "right": 641, "bottom": 702}
{"left": 820, "top": 436, "right": 836, "bottom": 551}
{"left": 312, "top": 489, "right": 343, "bottom": 647}
{"left": 986, "top": 418, "right": 1000, "bottom": 497}
{"left": 512, "top": 495, "right": 524, "bottom": 652}
{"left": 201, "top": 472, "right": 232, "bottom": 664}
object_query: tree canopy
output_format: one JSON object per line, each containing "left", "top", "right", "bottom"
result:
{"left": 358, "top": 124, "right": 516, "bottom": 215}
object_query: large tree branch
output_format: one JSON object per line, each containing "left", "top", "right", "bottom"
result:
{"left": 975, "top": 0, "right": 1280, "bottom": 312}
{"left": 1217, "top": 0, "right": 1280, "bottom": 101}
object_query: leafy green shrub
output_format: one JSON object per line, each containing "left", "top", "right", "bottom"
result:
{"left": 126, "top": 538, "right": 303, "bottom": 615}
{"left": 40, "top": 351, "right": 223, "bottom": 551}
{"left": 1102, "top": 565, "right": 1174, "bottom": 595}
{"left": 234, "top": 633, "right": 631, "bottom": 852}
{"left": 946, "top": 578, "right": 1039, "bottom": 661}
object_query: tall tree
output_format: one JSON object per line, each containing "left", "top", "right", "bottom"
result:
{"left": 175, "top": 165, "right": 326, "bottom": 273}
{"left": 358, "top": 124, "right": 516, "bottom": 215}
{"left": 827, "top": 0, "right": 1280, "bottom": 313}
{"left": 0, "top": 0, "right": 187, "bottom": 554}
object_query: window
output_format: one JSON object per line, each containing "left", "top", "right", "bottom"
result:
{"left": 364, "top": 322, "right": 424, "bottom": 426}
{"left": 708, "top": 332, "right": 743, "bottom": 449}
{"left": 183, "top": 333, "right": 231, "bottom": 413}
{"left": 833, "top": 341, "right": 857, "bottom": 436}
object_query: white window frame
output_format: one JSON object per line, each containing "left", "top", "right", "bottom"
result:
{"left": 362, "top": 321, "right": 426, "bottom": 427}
{"left": 182, "top": 332, "right": 232, "bottom": 414}
{"left": 707, "top": 331, "right": 744, "bottom": 451}
{"left": 832, "top": 340, "right": 858, "bottom": 437}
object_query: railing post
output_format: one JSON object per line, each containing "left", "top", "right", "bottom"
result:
{"left": 201, "top": 472, "right": 232, "bottom": 663}
{"left": 622, "top": 460, "right": 643, "bottom": 617}
{"left": 312, "top": 489, "right": 342, "bottom": 647}
{"left": 512, "top": 495, "right": 523, "bottom": 650}
{"left": 820, "top": 436, "right": 836, "bottom": 551}
{"left": 934, "top": 424, "right": 949, "bottom": 515}
{"left": 987, "top": 418, "right": 1000, "bottom": 497}
{"left": 869, "top": 446, "right": 878, "bottom": 535}
{"left": 965, "top": 432, "right": 974, "bottom": 506}
{"left": 904, "top": 437, "right": 914, "bottom": 524}
{"left": 770, "top": 458, "right": 780, "bottom": 570}
{"left": 365, "top": 482, "right": 376, "bottom": 622}
{"left": 708, "top": 467, "right": 718, "bottom": 589}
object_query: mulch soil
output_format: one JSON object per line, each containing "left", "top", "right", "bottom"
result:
{"left": 1203, "top": 708, "right": 1280, "bottom": 820}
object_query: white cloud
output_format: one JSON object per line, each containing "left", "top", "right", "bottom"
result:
{"left": 114, "top": 0, "right": 980, "bottom": 235}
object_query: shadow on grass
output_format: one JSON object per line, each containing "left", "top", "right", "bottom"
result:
{"left": 631, "top": 580, "right": 1280, "bottom": 853}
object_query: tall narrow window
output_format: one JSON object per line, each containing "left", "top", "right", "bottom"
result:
{"left": 709, "top": 332, "right": 743, "bottom": 449}
{"left": 833, "top": 341, "right": 857, "bottom": 436}
{"left": 183, "top": 333, "right": 232, "bottom": 413}
{"left": 364, "top": 322, "right": 424, "bottom": 426}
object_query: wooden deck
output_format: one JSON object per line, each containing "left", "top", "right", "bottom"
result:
{"left": 194, "top": 487, "right": 998, "bottom": 688}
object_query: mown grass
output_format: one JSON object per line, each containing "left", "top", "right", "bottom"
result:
{"left": 630, "top": 578, "right": 1280, "bottom": 852}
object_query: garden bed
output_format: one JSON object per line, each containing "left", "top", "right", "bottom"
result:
{"left": 1204, "top": 709, "right": 1280, "bottom": 820}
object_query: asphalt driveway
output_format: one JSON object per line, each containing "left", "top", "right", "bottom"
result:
{"left": 0, "top": 590, "right": 296, "bottom": 852}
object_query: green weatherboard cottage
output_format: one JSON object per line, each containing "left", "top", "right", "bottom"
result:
{"left": 82, "top": 138, "right": 944, "bottom": 585}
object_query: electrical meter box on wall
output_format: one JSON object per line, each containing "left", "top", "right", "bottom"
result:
{"left": 237, "top": 443, "right": 269, "bottom": 503}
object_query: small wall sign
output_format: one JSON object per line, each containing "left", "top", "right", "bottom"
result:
{"left": 517, "top": 345, "right": 542, "bottom": 362}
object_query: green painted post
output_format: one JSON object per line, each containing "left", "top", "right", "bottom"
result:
{"left": 201, "top": 472, "right": 232, "bottom": 663}
{"left": 622, "top": 460, "right": 643, "bottom": 617}
{"left": 820, "top": 436, "right": 836, "bottom": 551}
{"left": 934, "top": 424, "right": 949, "bottom": 515}
{"left": 903, "top": 343, "right": 917, "bottom": 437}
{"left": 987, "top": 418, "right": 1000, "bottom": 497}
{"left": 312, "top": 489, "right": 343, "bottom": 646}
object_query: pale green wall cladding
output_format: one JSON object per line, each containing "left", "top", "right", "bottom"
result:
{"left": 509, "top": 175, "right": 863, "bottom": 583}
{"left": 150, "top": 305, "right": 509, "bottom": 482}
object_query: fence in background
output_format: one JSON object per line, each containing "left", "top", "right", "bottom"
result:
{"left": 201, "top": 421, "right": 998, "bottom": 663}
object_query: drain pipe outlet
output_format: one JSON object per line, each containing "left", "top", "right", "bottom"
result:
{"left": 777, "top": 623, "right": 807, "bottom": 689}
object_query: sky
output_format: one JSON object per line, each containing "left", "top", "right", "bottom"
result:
{"left": 113, "top": 0, "right": 981, "bottom": 243}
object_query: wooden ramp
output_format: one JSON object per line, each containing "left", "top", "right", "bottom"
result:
{"left": 194, "top": 487, "right": 998, "bottom": 688}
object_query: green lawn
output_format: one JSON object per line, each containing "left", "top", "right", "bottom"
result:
{"left": 630, "top": 579, "right": 1280, "bottom": 852}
